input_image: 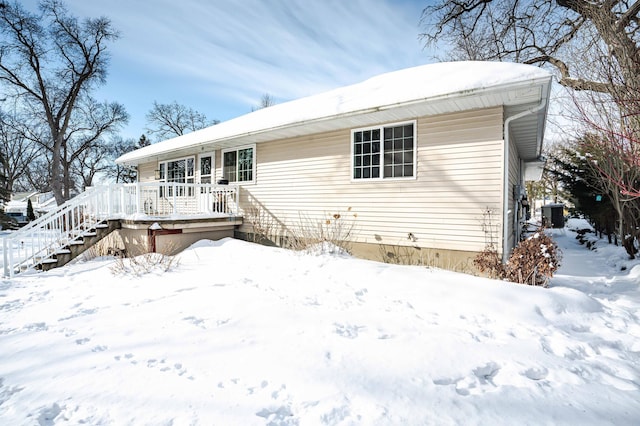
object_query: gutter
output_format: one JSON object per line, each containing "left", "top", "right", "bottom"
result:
{"left": 501, "top": 80, "right": 550, "bottom": 263}
{"left": 116, "top": 77, "right": 552, "bottom": 167}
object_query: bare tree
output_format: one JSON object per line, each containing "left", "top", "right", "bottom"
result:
{"left": 71, "top": 143, "right": 108, "bottom": 189}
{"left": 104, "top": 134, "right": 147, "bottom": 183}
{"left": 146, "top": 101, "right": 218, "bottom": 141}
{"left": 60, "top": 96, "right": 128, "bottom": 192}
{"left": 0, "top": 0, "right": 120, "bottom": 204}
{"left": 422, "top": 1, "right": 640, "bottom": 195}
{"left": 22, "top": 155, "right": 51, "bottom": 192}
{"left": 0, "top": 148, "right": 9, "bottom": 203}
{"left": 421, "top": 1, "right": 640, "bottom": 99}
{"left": 251, "top": 93, "right": 276, "bottom": 111}
{"left": 0, "top": 109, "right": 42, "bottom": 192}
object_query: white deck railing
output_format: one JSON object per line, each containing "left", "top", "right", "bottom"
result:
{"left": 110, "top": 182, "right": 239, "bottom": 217}
{"left": 2, "top": 183, "right": 239, "bottom": 277}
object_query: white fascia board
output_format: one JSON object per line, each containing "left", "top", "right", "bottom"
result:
{"left": 117, "top": 63, "right": 552, "bottom": 167}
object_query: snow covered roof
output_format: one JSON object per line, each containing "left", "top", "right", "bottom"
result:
{"left": 117, "top": 61, "right": 552, "bottom": 166}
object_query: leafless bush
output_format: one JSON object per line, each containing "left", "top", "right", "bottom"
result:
{"left": 474, "top": 227, "right": 561, "bottom": 287}
{"left": 473, "top": 246, "right": 506, "bottom": 280}
{"left": 473, "top": 207, "right": 507, "bottom": 279}
{"left": 285, "top": 208, "right": 357, "bottom": 254}
{"left": 245, "top": 205, "right": 279, "bottom": 244}
{"left": 110, "top": 239, "right": 180, "bottom": 276}
{"left": 505, "top": 231, "right": 561, "bottom": 287}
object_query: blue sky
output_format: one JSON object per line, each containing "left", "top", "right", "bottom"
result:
{"left": 21, "top": 0, "right": 434, "bottom": 141}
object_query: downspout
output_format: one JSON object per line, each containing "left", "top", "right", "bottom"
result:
{"left": 502, "top": 96, "right": 548, "bottom": 263}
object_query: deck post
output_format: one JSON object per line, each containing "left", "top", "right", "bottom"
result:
{"left": 173, "top": 183, "right": 177, "bottom": 215}
{"left": 136, "top": 182, "right": 141, "bottom": 214}
{"left": 234, "top": 186, "right": 239, "bottom": 215}
{"left": 108, "top": 185, "right": 114, "bottom": 216}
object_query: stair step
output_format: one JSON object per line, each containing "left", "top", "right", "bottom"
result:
{"left": 6, "top": 214, "right": 121, "bottom": 276}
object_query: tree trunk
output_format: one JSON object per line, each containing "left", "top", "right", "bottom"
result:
{"left": 50, "top": 133, "right": 64, "bottom": 205}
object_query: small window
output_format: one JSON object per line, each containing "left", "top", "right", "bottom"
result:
{"left": 352, "top": 122, "right": 416, "bottom": 180}
{"left": 222, "top": 145, "right": 255, "bottom": 183}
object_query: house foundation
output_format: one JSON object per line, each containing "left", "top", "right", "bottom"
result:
{"left": 117, "top": 217, "right": 242, "bottom": 256}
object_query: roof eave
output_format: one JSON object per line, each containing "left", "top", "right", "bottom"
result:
{"left": 117, "top": 75, "right": 553, "bottom": 167}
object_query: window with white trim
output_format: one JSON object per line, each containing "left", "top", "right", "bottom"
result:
{"left": 352, "top": 122, "right": 416, "bottom": 180}
{"left": 222, "top": 145, "right": 255, "bottom": 183}
{"left": 158, "top": 156, "right": 195, "bottom": 196}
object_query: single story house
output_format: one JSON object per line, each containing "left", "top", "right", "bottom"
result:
{"left": 116, "top": 61, "right": 552, "bottom": 268}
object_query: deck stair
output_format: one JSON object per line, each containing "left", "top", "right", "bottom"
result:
{"left": 3, "top": 182, "right": 239, "bottom": 277}
{"left": 36, "top": 220, "right": 121, "bottom": 272}
{"left": 2, "top": 186, "right": 119, "bottom": 277}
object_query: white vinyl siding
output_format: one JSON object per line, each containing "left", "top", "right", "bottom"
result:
{"left": 137, "top": 162, "right": 156, "bottom": 182}
{"left": 237, "top": 107, "right": 504, "bottom": 253}
{"left": 506, "top": 132, "right": 520, "bottom": 255}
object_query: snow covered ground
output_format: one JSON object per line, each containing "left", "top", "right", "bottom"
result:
{"left": 1, "top": 218, "right": 639, "bottom": 425}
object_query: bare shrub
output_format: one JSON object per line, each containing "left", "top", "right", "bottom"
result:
{"left": 505, "top": 231, "right": 561, "bottom": 287}
{"left": 473, "top": 246, "right": 506, "bottom": 280}
{"left": 286, "top": 208, "right": 357, "bottom": 254}
{"left": 474, "top": 227, "right": 561, "bottom": 287}
{"left": 473, "top": 207, "right": 508, "bottom": 279}
{"left": 245, "top": 205, "right": 279, "bottom": 244}
{"left": 110, "top": 239, "right": 180, "bottom": 276}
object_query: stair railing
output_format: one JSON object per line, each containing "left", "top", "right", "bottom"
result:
{"left": 2, "top": 182, "right": 239, "bottom": 277}
{"left": 2, "top": 186, "right": 114, "bottom": 278}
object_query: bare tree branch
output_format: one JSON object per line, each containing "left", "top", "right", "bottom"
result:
{"left": 146, "top": 101, "right": 218, "bottom": 141}
{"left": 0, "top": 0, "right": 120, "bottom": 203}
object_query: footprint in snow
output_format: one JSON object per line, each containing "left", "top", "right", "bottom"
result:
{"left": 58, "top": 307, "right": 98, "bottom": 321}
{"left": 23, "top": 322, "right": 48, "bottom": 332}
{"left": 220, "top": 378, "right": 287, "bottom": 402}
{"left": 523, "top": 366, "right": 549, "bottom": 381}
{"left": 0, "top": 378, "right": 24, "bottom": 406}
{"left": 255, "top": 405, "right": 295, "bottom": 424}
{"left": 183, "top": 316, "right": 206, "bottom": 329}
{"left": 354, "top": 288, "right": 367, "bottom": 302}
{"left": 140, "top": 358, "right": 194, "bottom": 380}
{"left": 473, "top": 362, "right": 500, "bottom": 385}
{"left": 433, "top": 362, "right": 501, "bottom": 396}
{"left": 37, "top": 402, "right": 62, "bottom": 425}
{"left": 334, "top": 323, "right": 364, "bottom": 339}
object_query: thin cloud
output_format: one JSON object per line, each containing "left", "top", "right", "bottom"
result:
{"left": 18, "top": 0, "right": 430, "bottom": 136}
